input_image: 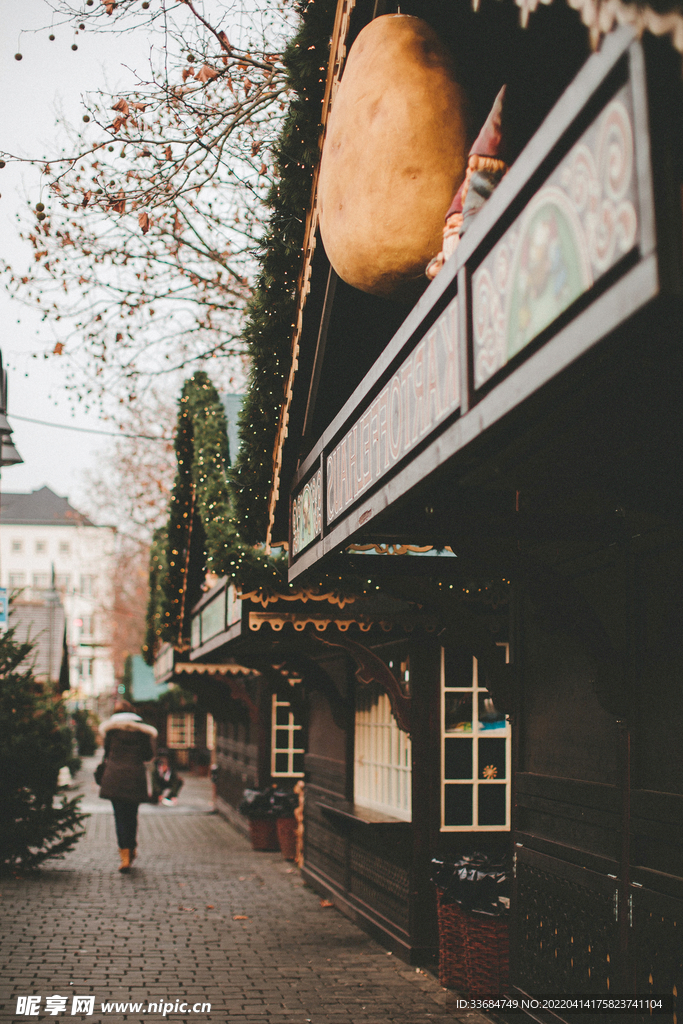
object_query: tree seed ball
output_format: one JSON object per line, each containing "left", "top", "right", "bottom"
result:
{"left": 187, "top": 53, "right": 195, "bottom": 62}
{"left": 15, "top": 53, "right": 22, "bottom": 61}
{"left": 108, "top": 146, "right": 114, "bottom": 151}
{"left": 36, "top": 203, "right": 45, "bottom": 212}
{"left": 37, "top": 212, "right": 46, "bottom": 221}
{"left": 79, "top": 23, "right": 85, "bottom": 29}
{"left": 49, "top": 34, "right": 55, "bottom": 41}
{"left": 72, "top": 44, "right": 78, "bottom": 51}
{"left": 142, "top": 2, "right": 149, "bottom": 7}
{"left": 83, "top": 115, "right": 90, "bottom": 122}
{"left": 0, "top": 161, "right": 5, "bottom": 169}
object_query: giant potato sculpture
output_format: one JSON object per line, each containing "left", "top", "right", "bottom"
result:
{"left": 318, "top": 15, "right": 468, "bottom": 300}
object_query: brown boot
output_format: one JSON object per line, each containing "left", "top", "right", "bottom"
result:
{"left": 129, "top": 847, "right": 136, "bottom": 865}
{"left": 118, "top": 848, "right": 131, "bottom": 873}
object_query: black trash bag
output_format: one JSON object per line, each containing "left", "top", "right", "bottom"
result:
{"left": 430, "top": 858, "right": 456, "bottom": 890}
{"left": 238, "top": 788, "right": 276, "bottom": 818}
{"left": 270, "top": 786, "right": 298, "bottom": 817}
{"left": 239, "top": 785, "right": 298, "bottom": 818}
{"left": 431, "top": 852, "right": 510, "bottom": 916}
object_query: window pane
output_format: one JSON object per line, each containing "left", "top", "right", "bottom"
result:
{"left": 478, "top": 784, "right": 506, "bottom": 825}
{"left": 444, "top": 649, "right": 473, "bottom": 688}
{"left": 478, "top": 691, "right": 506, "bottom": 730}
{"left": 274, "top": 728, "right": 290, "bottom": 752}
{"left": 275, "top": 752, "right": 289, "bottom": 774}
{"left": 478, "top": 737, "right": 506, "bottom": 780}
{"left": 275, "top": 704, "right": 291, "bottom": 726}
{"left": 292, "top": 753, "right": 305, "bottom": 775}
{"left": 444, "top": 737, "right": 472, "bottom": 780}
{"left": 444, "top": 784, "right": 472, "bottom": 826}
{"left": 444, "top": 693, "right": 472, "bottom": 733}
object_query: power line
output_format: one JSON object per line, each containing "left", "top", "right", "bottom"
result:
{"left": 10, "top": 413, "right": 171, "bottom": 442}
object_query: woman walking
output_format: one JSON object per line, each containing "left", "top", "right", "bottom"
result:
{"left": 98, "top": 699, "right": 157, "bottom": 872}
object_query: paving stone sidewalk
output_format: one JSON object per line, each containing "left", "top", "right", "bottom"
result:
{"left": 0, "top": 760, "right": 493, "bottom": 1024}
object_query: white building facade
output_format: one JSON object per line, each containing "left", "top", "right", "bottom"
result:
{"left": 0, "top": 486, "right": 116, "bottom": 709}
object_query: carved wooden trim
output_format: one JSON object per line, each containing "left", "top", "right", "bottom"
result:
{"left": 313, "top": 634, "right": 411, "bottom": 733}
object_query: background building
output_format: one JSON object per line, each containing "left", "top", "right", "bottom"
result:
{"left": 0, "top": 485, "right": 116, "bottom": 712}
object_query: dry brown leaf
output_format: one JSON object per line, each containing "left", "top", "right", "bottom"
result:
{"left": 165, "top": 146, "right": 172, "bottom": 161}
{"left": 102, "top": 0, "right": 116, "bottom": 12}
{"left": 260, "top": 164, "right": 267, "bottom": 175}
{"left": 53, "top": 342, "right": 64, "bottom": 355}
{"left": 82, "top": 191, "right": 92, "bottom": 207}
{"left": 138, "top": 211, "right": 150, "bottom": 234}
{"left": 129, "top": 101, "right": 148, "bottom": 112}
{"left": 233, "top": 915, "right": 249, "bottom": 920}
{"left": 320, "top": 899, "right": 334, "bottom": 907}
{"left": 206, "top": 905, "right": 215, "bottom": 909}
{"left": 182, "top": 68, "right": 195, "bottom": 82}
{"left": 112, "top": 98, "right": 129, "bottom": 115}
{"left": 196, "top": 64, "right": 219, "bottom": 83}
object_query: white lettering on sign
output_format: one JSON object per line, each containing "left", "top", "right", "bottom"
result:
{"left": 291, "top": 467, "right": 323, "bottom": 556}
{"left": 326, "top": 296, "right": 459, "bottom": 525}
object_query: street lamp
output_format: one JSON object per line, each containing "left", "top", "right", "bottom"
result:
{"left": 0, "top": 351, "right": 23, "bottom": 468}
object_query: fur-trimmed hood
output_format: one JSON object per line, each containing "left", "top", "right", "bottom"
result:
{"left": 99, "top": 712, "right": 158, "bottom": 738}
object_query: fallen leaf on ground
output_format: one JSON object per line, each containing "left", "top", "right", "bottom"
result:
{"left": 205, "top": 905, "right": 214, "bottom": 909}
{"left": 320, "top": 899, "right": 334, "bottom": 907}
{"left": 233, "top": 914, "right": 249, "bottom": 920}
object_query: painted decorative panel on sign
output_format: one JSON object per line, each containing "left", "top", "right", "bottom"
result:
{"left": 473, "top": 87, "right": 638, "bottom": 389}
{"left": 326, "top": 295, "right": 459, "bottom": 525}
{"left": 291, "top": 467, "right": 323, "bottom": 557}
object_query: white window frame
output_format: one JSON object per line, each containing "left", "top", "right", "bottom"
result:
{"left": 167, "top": 712, "right": 195, "bottom": 749}
{"left": 440, "top": 646, "right": 512, "bottom": 832}
{"left": 354, "top": 682, "right": 412, "bottom": 821}
{"left": 271, "top": 693, "right": 304, "bottom": 777}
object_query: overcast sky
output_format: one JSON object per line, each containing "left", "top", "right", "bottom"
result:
{"left": 0, "top": 0, "right": 153, "bottom": 510}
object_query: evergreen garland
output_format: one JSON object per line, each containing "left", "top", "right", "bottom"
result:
{"left": 160, "top": 381, "right": 208, "bottom": 648}
{"left": 142, "top": 524, "right": 168, "bottom": 665}
{"left": 230, "top": 0, "right": 337, "bottom": 544}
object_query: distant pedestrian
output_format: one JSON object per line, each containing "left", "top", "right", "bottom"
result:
{"left": 151, "top": 749, "right": 184, "bottom": 806}
{"left": 98, "top": 699, "right": 157, "bottom": 872}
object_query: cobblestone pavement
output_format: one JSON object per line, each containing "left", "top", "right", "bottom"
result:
{"left": 0, "top": 760, "right": 493, "bottom": 1024}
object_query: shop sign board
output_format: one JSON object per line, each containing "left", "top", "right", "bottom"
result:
{"left": 472, "top": 87, "right": 638, "bottom": 389}
{"left": 326, "top": 295, "right": 459, "bottom": 525}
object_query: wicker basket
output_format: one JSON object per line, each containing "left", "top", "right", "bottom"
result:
{"left": 248, "top": 818, "right": 279, "bottom": 851}
{"left": 436, "top": 890, "right": 469, "bottom": 990}
{"left": 436, "top": 889, "right": 509, "bottom": 995}
{"left": 276, "top": 817, "right": 297, "bottom": 861}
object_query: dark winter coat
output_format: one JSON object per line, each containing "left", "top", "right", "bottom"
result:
{"left": 98, "top": 713, "right": 157, "bottom": 804}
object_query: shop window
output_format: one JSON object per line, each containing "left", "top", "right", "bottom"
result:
{"left": 271, "top": 693, "right": 304, "bottom": 777}
{"left": 354, "top": 679, "right": 411, "bottom": 821}
{"left": 167, "top": 712, "right": 195, "bottom": 749}
{"left": 441, "top": 646, "right": 511, "bottom": 831}
{"left": 9, "top": 573, "right": 25, "bottom": 589}
{"left": 55, "top": 574, "right": 70, "bottom": 592}
{"left": 32, "top": 573, "right": 50, "bottom": 590}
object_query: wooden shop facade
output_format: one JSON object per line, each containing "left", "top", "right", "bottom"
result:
{"left": 265, "top": 0, "right": 683, "bottom": 1008}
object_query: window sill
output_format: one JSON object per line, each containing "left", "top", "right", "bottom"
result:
{"left": 318, "top": 801, "right": 410, "bottom": 829}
